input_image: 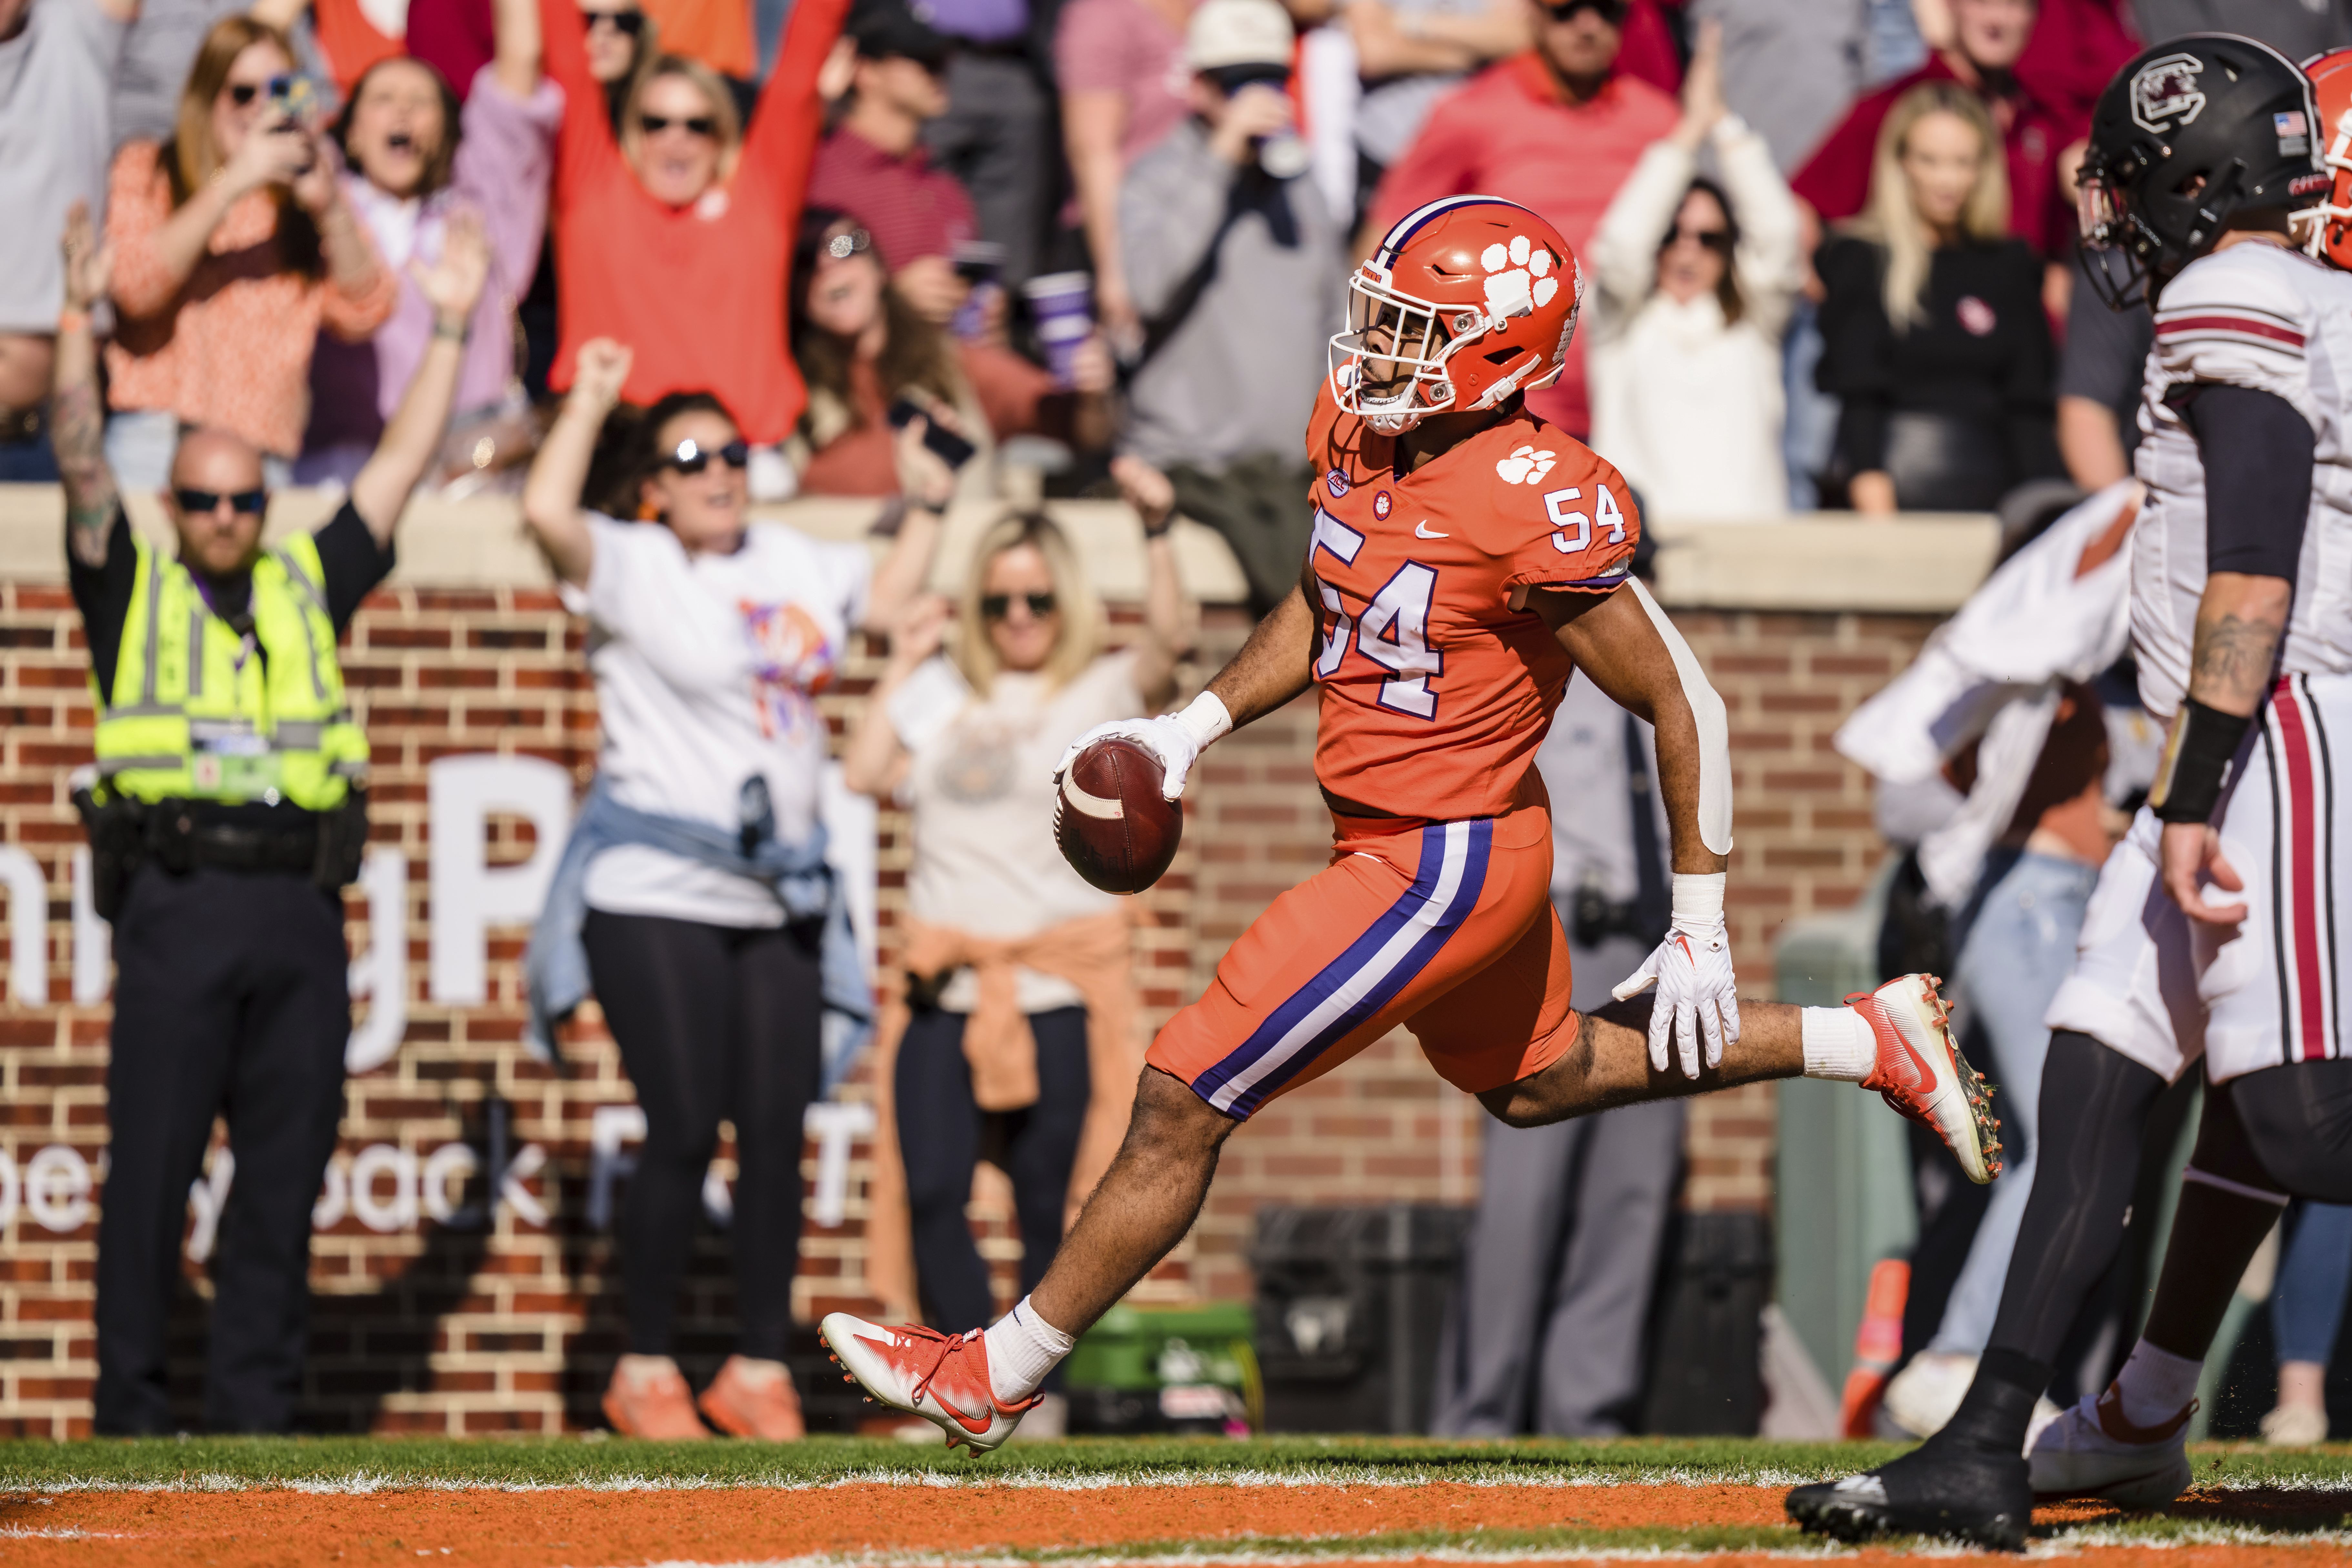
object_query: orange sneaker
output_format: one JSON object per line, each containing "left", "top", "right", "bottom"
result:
{"left": 819, "top": 1314, "right": 1040, "bottom": 1453}
{"left": 601, "top": 1357, "right": 712, "bottom": 1439}
{"left": 699, "top": 1355, "right": 806, "bottom": 1440}
{"left": 1848, "top": 973, "right": 2003, "bottom": 1185}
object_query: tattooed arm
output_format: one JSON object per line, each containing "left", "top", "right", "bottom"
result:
{"left": 2186, "top": 574, "right": 2293, "bottom": 717}
{"left": 54, "top": 202, "right": 117, "bottom": 571}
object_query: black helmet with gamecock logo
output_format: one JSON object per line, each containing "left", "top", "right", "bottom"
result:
{"left": 1328, "top": 196, "right": 1583, "bottom": 434}
{"left": 2077, "top": 33, "right": 2327, "bottom": 307}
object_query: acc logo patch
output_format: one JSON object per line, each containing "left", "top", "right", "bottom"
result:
{"left": 1325, "top": 469, "right": 1351, "bottom": 498}
{"left": 1373, "top": 491, "right": 1392, "bottom": 520}
{"left": 2131, "top": 53, "right": 2207, "bottom": 135}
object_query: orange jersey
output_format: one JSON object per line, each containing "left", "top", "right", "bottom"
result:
{"left": 1302, "top": 387, "right": 1641, "bottom": 821}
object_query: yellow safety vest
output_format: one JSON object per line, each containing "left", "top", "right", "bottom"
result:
{"left": 92, "top": 532, "right": 369, "bottom": 810}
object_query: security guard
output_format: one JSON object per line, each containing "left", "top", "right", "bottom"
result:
{"left": 50, "top": 203, "right": 490, "bottom": 1433}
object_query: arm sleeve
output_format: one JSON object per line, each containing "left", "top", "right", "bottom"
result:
{"left": 1119, "top": 137, "right": 1234, "bottom": 314}
{"left": 67, "top": 509, "right": 139, "bottom": 700}
{"left": 314, "top": 501, "right": 399, "bottom": 629}
{"left": 1585, "top": 139, "right": 1693, "bottom": 322}
{"left": 2185, "top": 384, "right": 2315, "bottom": 585}
{"left": 1813, "top": 237, "right": 1894, "bottom": 475}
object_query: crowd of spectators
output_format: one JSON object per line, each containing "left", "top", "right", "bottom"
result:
{"left": 21, "top": 0, "right": 2352, "bottom": 533}
{"left": 14, "top": 0, "right": 2352, "bottom": 1440}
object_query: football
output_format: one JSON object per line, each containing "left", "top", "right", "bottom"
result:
{"left": 1056, "top": 737, "right": 1182, "bottom": 894}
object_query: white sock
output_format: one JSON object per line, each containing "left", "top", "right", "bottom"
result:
{"left": 983, "top": 1295, "right": 1075, "bottom": 1405}
{"left": 1800, "top": 1006, "right": 1875, "bottom": 1082}
{"left": 2111, "top": 1337, "right": 2203, "bottom": 1431}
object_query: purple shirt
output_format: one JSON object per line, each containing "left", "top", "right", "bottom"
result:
{"left": 305, "top": 65, "right": 563, "bottom": 464}
{"left": 918, "top": 0, "right": 1028, "bottom": 44}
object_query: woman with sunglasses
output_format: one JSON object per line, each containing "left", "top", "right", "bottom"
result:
{"left": 101, "top": 14, "right": 394, "bottom": 488}
{"left": 838, "top": 463, "right": 1192, "bottom": 1431}
{"left": 788, "top": 209, "right": 1115, "bottom": 504}
{"left": 1583, "top": 20, "right": 1801, "bottom": 521}
{"left": 299, "top": 0, "right": 559, "bottom": 488}
{"left": 518, "top": 337, "right": 933, "bottom": 1439}
{"left": 538, "top": 0, "right": 852, "bottom": 493}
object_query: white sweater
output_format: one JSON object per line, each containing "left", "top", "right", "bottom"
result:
{"left": 1585, "top": 116, "right": 1804, "bottom": 523}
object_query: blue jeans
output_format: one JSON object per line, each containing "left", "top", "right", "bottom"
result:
{"left": 2273, "top": 1200, "right": 2352, "bottom": 1366}
{"left": 1930, "top": 849, "right": 2101, "bottom": 1355}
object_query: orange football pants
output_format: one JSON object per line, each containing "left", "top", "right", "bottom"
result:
{"left": 1146, "top": 799, "right": 1581, "bottom": 1119}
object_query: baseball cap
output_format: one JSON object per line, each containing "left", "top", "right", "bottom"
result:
{"left": 846, "top": 0, "right": 952, "bottom": 69}
{"left": 1185, "top": 0, "right": 1293, "bottom": 71}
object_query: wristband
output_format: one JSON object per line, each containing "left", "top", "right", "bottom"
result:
{"left": 1668, "top": 871, "right": 1725, "bottom": 936}
{"left": 57, "top": 308, "right": 89, "bottom": 335}
{"left": 433, "top": 317, "right": 469, "bottom": 343}
{"left": 1170, "top": 689, "right": 1232, "bottom": 750}
{"left": 2150, "top": 697, "right": 2253, "bottom": 824}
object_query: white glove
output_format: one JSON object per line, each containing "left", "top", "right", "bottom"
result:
{"left": 1052, "top": 690, "right": 1232, "bottom": 802}
{"left": 1610, "top": 873, "right": 1741, "bottom": 1078}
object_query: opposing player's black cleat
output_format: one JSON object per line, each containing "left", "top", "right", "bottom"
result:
{"left": 1785, "top": 1439, "right": 2032, "bottom": 1553}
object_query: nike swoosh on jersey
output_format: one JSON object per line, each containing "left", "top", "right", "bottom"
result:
{"left": 1414, "top": 522, "right": 1448, "bottom": 538}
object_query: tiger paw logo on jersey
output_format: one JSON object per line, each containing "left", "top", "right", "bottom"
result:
{"left": 1495, "top": 446, "right": 1556, "bottom": 485}
{"left": 1481, "top": 235, "right": 1562, "bottom": 321}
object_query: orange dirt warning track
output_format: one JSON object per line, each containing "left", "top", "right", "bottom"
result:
{"left": 0, "top": 1482, "right": 2343, "bottom": 1567}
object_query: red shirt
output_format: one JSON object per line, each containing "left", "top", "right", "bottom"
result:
{"left": 539, "top": 0, "right": 847, "bottom": 444}
{"left": 1790, "top": 53, "right": 2076, "bottom": 259}
{"left": 1302, "top": 387, "right": 1638, "bottom": 821}
{"left": 1369, "top": 59, "right": 1678, "bottom": 437}
{"left": 806, "top": 128, "right": 980, "bottom": 270}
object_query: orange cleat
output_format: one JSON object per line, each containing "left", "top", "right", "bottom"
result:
{"left": 819, "top": 1314, "right": 1039, "bottom": 1453}
{"left": 1848, "top": 973, "right": 2004, "bottom": 1185}
{"left": 699, "top": 1355, "right": 806, "bottom": 1441}
{"left": 601, "top": 1358, "right": 712, "bottom": 1439}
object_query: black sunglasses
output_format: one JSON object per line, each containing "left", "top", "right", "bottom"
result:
{"left": 584, "top": 8, "right": 646, "bottom": 33}
{"left": 1663, "top": 225, "right": 1734, "bottom": 253}
{"left": 1537, "top": 0, "right": 1629, "bottom": 22}
{"left": 639, "top": 113, "right": 719, "bottom": 137}
{"left": 663, "top": 437, "right": 749, "bottom": 475}
{"left": 174, "top": 486, "right": 268, "bottom": 515}
{"left": 225, "top": 81, "right": 266, "bottom": 106}
{"left": 981, "top": 591, "right": 1057, "bottom": 621}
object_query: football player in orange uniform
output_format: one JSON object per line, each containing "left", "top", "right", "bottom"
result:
{"left": 823, "top": 196, "right": 2003, "bottom": 1450}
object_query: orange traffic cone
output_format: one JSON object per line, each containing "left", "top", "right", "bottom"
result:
{"left": 1839, "top": 1259, "right": 1910, "bottom": 1437}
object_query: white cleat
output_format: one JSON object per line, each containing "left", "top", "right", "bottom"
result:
{"left": 2029, "top": 1383, "right": 2195, "bottom": 1508}
{"left": 820, "top": 1312, "right": 1038, "bottom": 1454}
{"left": 1847, "top": 973, "right": 2004, "bottom": 1185}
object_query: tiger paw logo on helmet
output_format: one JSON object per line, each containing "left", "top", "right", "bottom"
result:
{"left": 1481, "top": 236, "right": 1562, "bottom": 321}
{"left": 1495, "top": 446, "right": 1556, "bottom": 485}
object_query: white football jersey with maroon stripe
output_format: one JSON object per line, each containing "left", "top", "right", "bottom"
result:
{"left": 2131, "top": 240, "right": 2352, "bottom": 720}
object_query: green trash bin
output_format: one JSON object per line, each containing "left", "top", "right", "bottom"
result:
{"left": 1062, "top": 1301, "right": 1258, "bottom": 1434}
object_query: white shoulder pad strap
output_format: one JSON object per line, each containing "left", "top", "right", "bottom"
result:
{"left": 1628, "top": 578, "right": 1733, "bottom": 855}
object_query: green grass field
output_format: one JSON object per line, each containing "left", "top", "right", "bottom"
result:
{"left": 0, "top": 1432, "right": 2342, "bottom": 1490}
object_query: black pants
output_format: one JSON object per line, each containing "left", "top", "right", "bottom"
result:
{"left": 895, "top": 1004, "right": 1090, "bottom": 1334}
{"left": 94, "top": 865, "right": 351, "bottom": 1434}
{"left": 583, "top": 910, "right": 823, "bottom": 1360}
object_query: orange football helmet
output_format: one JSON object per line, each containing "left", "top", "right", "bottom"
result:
{"left": 1329, "top": 196, "right": 1584, "bottom": 434}
{"left": 2297, "top": 46, "right": 2352, "bottom": 267}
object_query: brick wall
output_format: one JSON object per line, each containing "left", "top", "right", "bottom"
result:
{"left": 0, "top": 564, "right": 1935, "bottom": 1436}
